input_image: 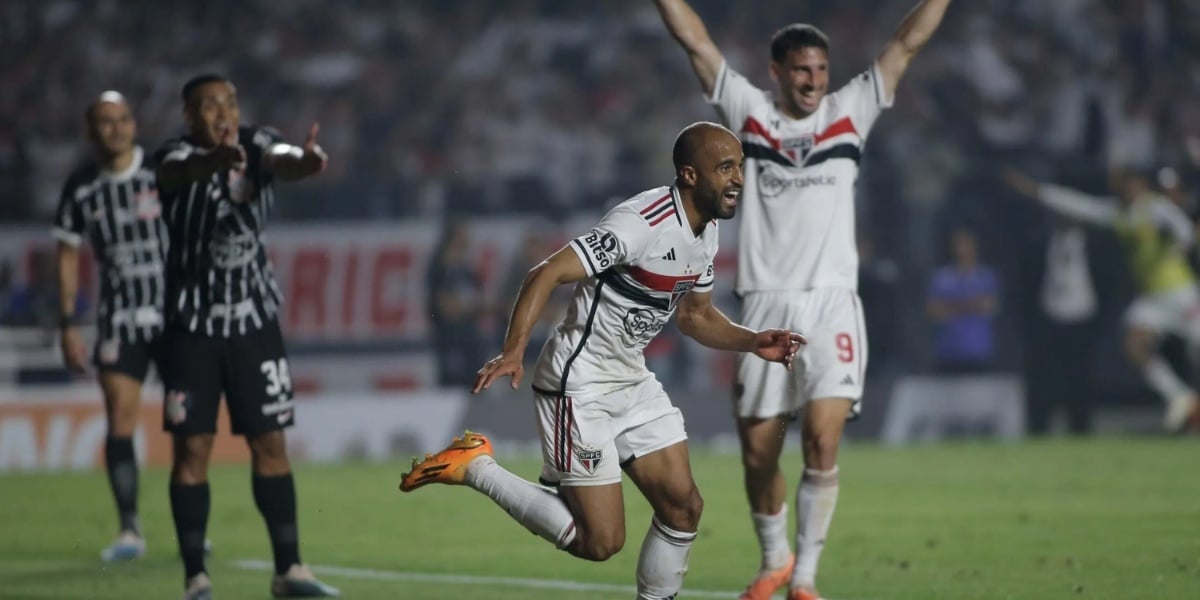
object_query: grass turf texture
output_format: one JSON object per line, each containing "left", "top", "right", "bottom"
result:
{"left": 1, "top": 437, "right": 1198, "bottom": 599}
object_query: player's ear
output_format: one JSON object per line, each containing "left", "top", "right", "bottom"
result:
{"left": 680, "top": 165, "right": 697, "bottom": 187}
{"left": 768, "top": 60, "right": 781, "bottom": 85}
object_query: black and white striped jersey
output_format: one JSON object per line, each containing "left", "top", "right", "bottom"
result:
{"left": 52, "top": 146, "right": 168, "bottom": 344}
{"left": 155, "top": 125, "right": 285, "bottom": 337}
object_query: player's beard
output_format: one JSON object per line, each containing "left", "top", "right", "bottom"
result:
{"left": 701, "top": 184, "right": 738, "bottom": 221}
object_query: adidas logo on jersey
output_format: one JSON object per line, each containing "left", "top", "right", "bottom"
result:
{"left": 662, "top": 248, "right": 676, "bottom": 261}
{"left": 841, "top": 374, "right": 855, "bottom": 386}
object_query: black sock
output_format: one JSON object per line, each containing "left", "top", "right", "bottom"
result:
{"left": 170, "top": 482, "right": 210, "bottom": 580}
{"left": 104, "top": 436, "right": 140, "bottom": 535}
{"left": 253, "top": 473, "right": 301, "bottom": 575}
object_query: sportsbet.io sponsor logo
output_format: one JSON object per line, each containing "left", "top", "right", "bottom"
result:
{"left": 583, "top": 229, "right": 617, "bottom": 269}
{"left": 758, "top": 164, "right": 837, "bottom": 197}
{"left": 622, "top": 307, "right": 666, "bottom": 344}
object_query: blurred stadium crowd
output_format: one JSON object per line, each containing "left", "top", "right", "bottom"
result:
{"left": 3, "top": 0, "right": 1200, "bottom": 426}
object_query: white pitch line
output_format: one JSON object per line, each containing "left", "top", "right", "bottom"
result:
{"left": 232, "top": 558, "right": 783, "bottom": 598}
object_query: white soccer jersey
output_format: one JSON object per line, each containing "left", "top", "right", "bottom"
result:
{"left": 532, "top": 186, "right": 718, "bottom": 397}
{"left": 709, "top": 61, "right": 892, "bottom": 293}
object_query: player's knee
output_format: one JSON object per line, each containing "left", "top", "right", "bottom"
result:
{"left": 740, "top": 444, "right": 780, "bottom": 475}
{"left": 575, "top": 527, "right": 625, "bottom": 561}
{"left": 659, "top": 486, "right": 704, "bottom": 532}
{"left": 171, "top": 434, "right": 214, "bottom": 483}
{"left": 803, "top": 433, "right": 841, "bottom": 469}
{"left": 109, "top": 400, "right": 140, "bottom": 436}
{"left": 248, "top": 431, "right": 290, "bottom": 474}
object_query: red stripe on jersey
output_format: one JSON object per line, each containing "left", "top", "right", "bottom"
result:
{"left": 814, "top": 117, "right": 858, "bottom": 145}
{"left": 649, "top": 208, "right": 677, "bottom": 226}
{"left": 741, "top": 117, "right": 781, "bottom": 150}
{"left": 625, "top": 265, "right": 700, "bottom": 292}
{"left": 640, "top": 193, "right": 673, "bottom": 215}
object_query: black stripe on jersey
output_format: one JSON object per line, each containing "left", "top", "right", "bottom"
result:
{"left": 597, "top": 270, "right": 669, "bottom": 311}
{"left": 803, "top": 143, "right": 861, "bottom": 168}
{"left": 743, "top": 142, "right": 795, "bottom": 168}
{"left": 557, "top": 281, "right": 606, "bottom": 396}
{"left": 643, "top": 200, "right": 674, "bottom": 222}
{"left": 571, "top": 238, "right": 598, "bottom": 273}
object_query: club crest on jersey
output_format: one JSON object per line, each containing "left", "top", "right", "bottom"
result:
{"left": 134, "top": 190, "right": 161, "bottom": 220}
{"left": 782, "top": 135, "right": 813, "bottom": 162}
{"left": 573, "top": 445, "right": 603, "bottom": 474}
{"left": 668, "top": 280, "right": 695, "bottom": 310}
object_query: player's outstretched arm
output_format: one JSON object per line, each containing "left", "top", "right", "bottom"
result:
{"left": 654, "top": 0, "right": 725, "bottom": 96}
{"left": 876, "top": 0, "right": 953, "bottom": 101}
{"left": 473, "top": 246, "right": 590, "bottom": 394}
{"left": 675, "top": 291, "right": 804, "bottom": 369}
{"left": 1002, "top": 168, "right": 1118, "bottom": 227}
{"left": 157, "top": 127, "right": 246, "bottom": 190}
{"left": 265, "top": 122, "right": 328, "bottom": 182}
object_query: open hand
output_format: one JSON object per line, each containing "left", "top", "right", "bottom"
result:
{"left": 472, "top": 351, "right": 525, "bottom": 394}
{"left": 752, "top": 328, "right": 806, "bottom": 371}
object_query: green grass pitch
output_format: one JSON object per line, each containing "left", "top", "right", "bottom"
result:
{"left": 1, "top": 437, "right": 1198, "bottom": 599}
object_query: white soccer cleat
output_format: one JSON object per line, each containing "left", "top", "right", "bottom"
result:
{"left": 99, "top": 531, "right": 145, "bottom": 562}
{"left": 1164, "top": 392, "right": 1199, "bottom": 432}
{"left": 182, "top": 572, "right": 213, "bottom": 600}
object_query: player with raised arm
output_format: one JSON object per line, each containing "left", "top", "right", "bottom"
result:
{"left": 155, "top": 74, "right": 338, "bottom": 600}
{"left": 654, "top": 1, "right": 953, "bottom": 599}
{"left": 1004, "top": 168, "right": 1200, "bottom": 432}
{"left": 400, "top": 122, "right": 804, "bottom": 600}
{"left": 53, "top": 91, "right": 167, "bottom": 563}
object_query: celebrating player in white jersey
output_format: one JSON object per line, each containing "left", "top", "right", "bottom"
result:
{"left": 655, "top": 2, "right": 954, "bottom": 599}
{"left": 400, "top": 122, "right": 804, "bottom": 600}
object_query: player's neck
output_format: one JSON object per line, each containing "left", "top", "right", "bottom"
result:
{"left": 677, "top": 192, "right": 708, "bottom": 237}
{"left": 102, "top": 148, "right": 136, "bottom": 174}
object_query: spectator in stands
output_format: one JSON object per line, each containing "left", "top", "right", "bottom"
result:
{"left": 427, "top": 216, "right": 486, "bottom": 386}
{"left": 926, "top": 227, "right": 1000, "bottom": 374}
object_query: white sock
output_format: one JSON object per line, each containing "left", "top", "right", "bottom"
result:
{"left": 792, "top": 467, "right": 839, "bottom": 590}
{"left": 1144, "top": 357, "right": 1191, "bottom": 403}
{"left": 464, "top": 456, "right": 577, "bottom": 549}
{"left": 636, "top": 516, "right": 697, "bottom": 600}
{"left": 751, "top": 503, "right": 792, "bottom": 570}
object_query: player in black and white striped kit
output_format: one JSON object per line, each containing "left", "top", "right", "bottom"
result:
{"left": 154, "top": 74, "right": 338, "bottom": 599}
{"left": 53, "top": 91, "right": 166, "bottom": 563}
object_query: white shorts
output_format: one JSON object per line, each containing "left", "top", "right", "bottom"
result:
{"left": 734, "top": 288, "right": 867, "bottom": 418}
{"left": 534, "top": 378, "right": 687, "bottom": 487}
{"left": 1124, "top": 286, "right": 1200, "bottom": 342}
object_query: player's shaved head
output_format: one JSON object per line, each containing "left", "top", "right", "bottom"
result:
{"left": 182, "top": 73, "right": 233, "bottom": 106}
{"left": 85, "top": 90, "right": 128, "bottom": 124}
{"left": 672, "top": 121, "right": 739, "bottom": 174}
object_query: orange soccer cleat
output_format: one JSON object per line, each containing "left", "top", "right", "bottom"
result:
{"left": 739, "top": 555, "right": 795, "bottom": 600}
{"left": 788, "top": 587, "right": 822, "bottom": 600}
{"left": 399, "top": 431, "right": 494, "bottom": 492}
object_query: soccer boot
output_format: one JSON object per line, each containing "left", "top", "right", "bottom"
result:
{"left": 99, "top": 530, "right": 145, "bottom": 562}
{"left": 788, "top": 588, "right": 822, "bottom": 600}
{"left": 271, "top": 563, "right": 341, "bottom": 597}
{"left": 182, "top": 573, "right": 213, "bottom": 600}
{"left": 1164, "top": 392, "right": 1200, "bottom": 433}
{"left": 399, "top": 430, "right": 494, "bottom": 492}
{"left": 738, "top": 555, "right": 795, "bottom": 600}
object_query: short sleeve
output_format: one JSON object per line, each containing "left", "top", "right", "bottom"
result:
{"left": 251, "top": 126, "right": 286, "bottom": 153}
{"left": 51, "top": 174, "right": 85, "bottom": 247}
{"left": 692, "top": 225, "right": 719, "bottom": 293}
{"left": 829, "top": 64, "right": 893, "bottom": 138}
{"left": 707, "top": 61, "right": 768, "bottom": 132}
{"left": 568, "top": 206, "right": 656, "bottom": 277}
{"left": 154, "top": 136, "right": 196, "bottom": 166}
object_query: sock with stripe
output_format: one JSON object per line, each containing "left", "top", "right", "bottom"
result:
{"left": 104, "top": 436, "right": 141, "bottom": 535}
{"left": 465, "top": 456, "right": 577, "bottom": 549}
{"left": 792, "top": 467, "right": 839, "bottom": 590}
{"left": 636, "top": 515, "right": 697, "bottom": 600}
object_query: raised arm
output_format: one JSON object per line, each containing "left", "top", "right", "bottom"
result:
{"left": 1002, "top": 169, "right": 1119, "bottom": 227}
{"left": 675, "top": 290, "right": 803, "bottom": 368}
{"left": 472, "top": 247, "right": 590, "bottom": 393}
{"left": 876, "top": 0, "right": 953, "bottom": 101}
{"left": 156, "top": 128, "right": 246, "bottom": 191}
{"left": 263, "top": 122, "right": 328, "bottom": 182}
{"left": 654, "top": 0, "right": 725, "bottom": 96}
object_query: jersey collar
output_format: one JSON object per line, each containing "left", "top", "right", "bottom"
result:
{"left": 100, "top": 146, "right": 144, "bottom": 181}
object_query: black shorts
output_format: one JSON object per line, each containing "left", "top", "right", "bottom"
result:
{"left": 93, "top": 336, "right": 166, "bottom": 383}
{"left": 161, "top": 320, "right": 295, "bottom": 437}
